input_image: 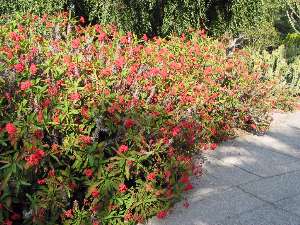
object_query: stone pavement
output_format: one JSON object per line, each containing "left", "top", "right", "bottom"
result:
{"left": 148, "top": 111, "right": 300, "bottom": 225}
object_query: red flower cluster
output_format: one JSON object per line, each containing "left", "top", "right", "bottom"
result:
{"left": 14, "top": 63, "right": 24, "bottom": 73}
{"left": 91, "top": 189, "right": 100, "bottom": 198}
{"left": 79, "top": 135, "right": 92, "bottom": 145}
{"left": 117, "top": 145, "right": 129, "bottom": 154}
{"left": 69, "top": 92, "right": 81, "bottom": 101}
{"left": 147, "top": 172, "right": 156, "bottom": 181}
{"left": 25, "top": 149, "right": 45, "bottom": 166}
{"left": 84, "top": 168, "right": 93, "bottom": 178}
{"left": 64, "top": 209, "right": 73, "bottom": 218}
{"left": 124, "top": 118, "right": 135, "bottom": 129}
{"left": 118, "top": 183, "right": 128, "bottom": 193}
{"left": 210, "top": 143, "right": 218, "bottom": 151}
{"left": 20, "top": 80, "right": 32, "bottom": 91}
{"left": 71, "top": 38, "right": 80, "bottom": 49}
{"left": 156, "top": 210, "right": 168, "bottom": 219}
{"left": 5, "top": 123, "right": 17, "bottom": 136}
{"left": 37, "top": 179, "right": 46, "bottom": 185}
{"left": 30, "top": 63, "right": 37, "bottom": 75}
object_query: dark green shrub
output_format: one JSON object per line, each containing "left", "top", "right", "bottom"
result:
{"left": 0, "top": 0, "right": 67, "bottom": 15}
{"left": 0, "top": 0, "right": 292, "bottom": 48}
{"left": 225, "top": 0, "right": 283, "bottom": 48}
{"left": 78, "top": 0, "right": 208, "bottom": 36}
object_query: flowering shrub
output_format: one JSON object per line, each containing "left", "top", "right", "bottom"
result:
{"left": 0, "top": 13, "right": 294, "bottom": 224}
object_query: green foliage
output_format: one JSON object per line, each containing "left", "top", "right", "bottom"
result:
{"left": 78, "top": 0, "right": 208, "bottom": 36}
{"left": 286, "top": 0, "right": 300, "bottom": 33}
{"left": 0, "top": 0, "right": 291, "bottom": 47}
{"left": 0, "top": 0, "right": 67, "bottom": 15}
{"left": 225, "top": 0, "right": 283, "bottom": 48}
{"left": 80, "top": 0, "right": 154, "bottom": 36}
{"left": 285, "top": 33, "right": 300, "bottom": 61}
{"left": 249, "top": 45, "right": 300, "bottom": 96}
{"left": 159, "top": 0, "right": 207, "bottom": 36}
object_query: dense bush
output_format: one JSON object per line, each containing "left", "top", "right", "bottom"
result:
{"left": 249, "top": 45, "right": 300, "bottom": 96}
{"left": 225, "top": 0, "right": 284, "bottom": 48}
{"left": 0, "top": 13, "right": 295, "bottom": 224}
{"left": 0, "top": 0, "right": 67, "bottom": 15}
{"left": 286, "top": 0, "right": 300, "bottom": 33}
{"left": 0, "top": 0, "right": 285, "bottom": 44}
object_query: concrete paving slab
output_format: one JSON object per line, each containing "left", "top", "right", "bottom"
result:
{"left": 148, "top": 187, "right": 265, "bottom": 225}
{"left": 210, "top": 139, "right": 300, "bottom": 177}
{"left": 275, "top": 194, "right": 300, "bottom": 216}
{"left": 238, "top": 170, "right": 300, "bottom": 203}
{"left": 219, "top": 204, "right": 300, "bottom": 225}
{"left": 203, "top": 156, "right": 260, "bottom": 186}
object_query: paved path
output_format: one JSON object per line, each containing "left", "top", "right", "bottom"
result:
{"left": 148, "top": 111, "right": 300, "bottom": 225}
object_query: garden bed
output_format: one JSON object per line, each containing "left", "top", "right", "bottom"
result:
{"left": 0, "top": 13, "right": 296, "bottom": 225}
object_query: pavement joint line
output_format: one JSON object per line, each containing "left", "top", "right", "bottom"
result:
{"left": 236, "top": 183, "right": 300, "bottom": 218}
{"left": 273, "top": 192, "right": 300, "bottom": 204}
{"left": 189, "top": 172, "right": 300, "bottom": 210}
{"left": 255, "top": 167, "right": 300, "bottom": 180}
{"left": 215, "top": 158, "right": 264, "bottom": 178}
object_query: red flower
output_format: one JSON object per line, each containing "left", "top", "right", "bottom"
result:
{"left": 84, "top": 168, "right": 93, "bottom": 178}
{"left": 20, "top": 80, "right": 32, "bottom": 91}
{"left": 118, "top": 183, "right": 128, "bottom": 193}
{"left": 91, "top": 205, "right": 101, "bottom": 213}
{"left": 5, "top": 123, "right": 16, "bottom": 136}
{"left": 48, "top": 86, "right": 59, "bottom": 96}
{"left": 11, "top": 213, "right": 21, "bottom": 221}
{"left": 172, "top": 126, "right": 181, "bottom": 137}
{"left": 79, "top": 16, "right": 85, "bottom": 24}
{"left": 142, "top": 34, "right": 148, "bottom": 41}
{"left": 30, "top": 63, "right": 37, "bottom": 75}
{"left": 34, "top": 129, "right": 44, "bottom": 140}
{"left": 37, "top": 110, "right": 44, "bottom": 123}
{"left": 41, "top": 99, "right": 51, "bottom": 108}
{"left": 69, "top": 92, "right": 81, "bottom": 101}
{"left": 184, "top": 183, "right": 193, "bottom": 191}
{"left": 251, "top": 123, "right": 257, "bottom": 130}
{"left": 4, "top": 92, "right": 12, "bottom": 101}
{"left": 68, "top": 182, "right": 77, "bottom": 190}
{"left": 210, "top": 143, "right": 218, "bottom": 151}
{"left": 37, "top": 179, "right": 46, "bottom": 185}
{"left": 164, "top": 170, "right": 171, "bottom": 179}
{"left": 156, "top": 210, "right": 168, "bottom": 219}
{"left": 179, "top": 175, "right": 189, "bottom": 184}
{"left": 81, "top": 106, "right": 89, "bottom": 119}
{"left": 36, "top": 149, "right": 45, "bottom": 157}
{"left": 115, "top": 57, "right": 125, "bottom": 69}
{"left": 98, "top": 32, "right": 106, "bottom": 42}
{"left": 147, "top": 172, "right": 156, "bottom": 181}
{"left": 25, "top": 149, "right": 45, "bottom": 166}
{"left": 79, "top": 135, "right": 92, "bottom": 145}
{"left": 64, "top": 209, "right": 73, "bottom": 218}
{"left": 124, "top": 212, "right": 133, "bottom": 222}
{"left": 71, "top": 38, "right": 80, "bottom": 49}
{"left": 91, "top": 189, "right": 100, "bottom": 198}
{"left": 117, "top": 145, "right": 129, "bottom": 154}
{"left": 14, "top": 63, "right": 24, "bottom": 73}
{"left": 204, "top": 66, "right": 213, "bottom": 76}
{"left": 48, "top": 169, "right": 55, "bottom": 177}
{"left": 124, "top": 119, "right": 135, "bottom": 129}
{"left": 3, "top": 219, "right": 13, "bottom": 225}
